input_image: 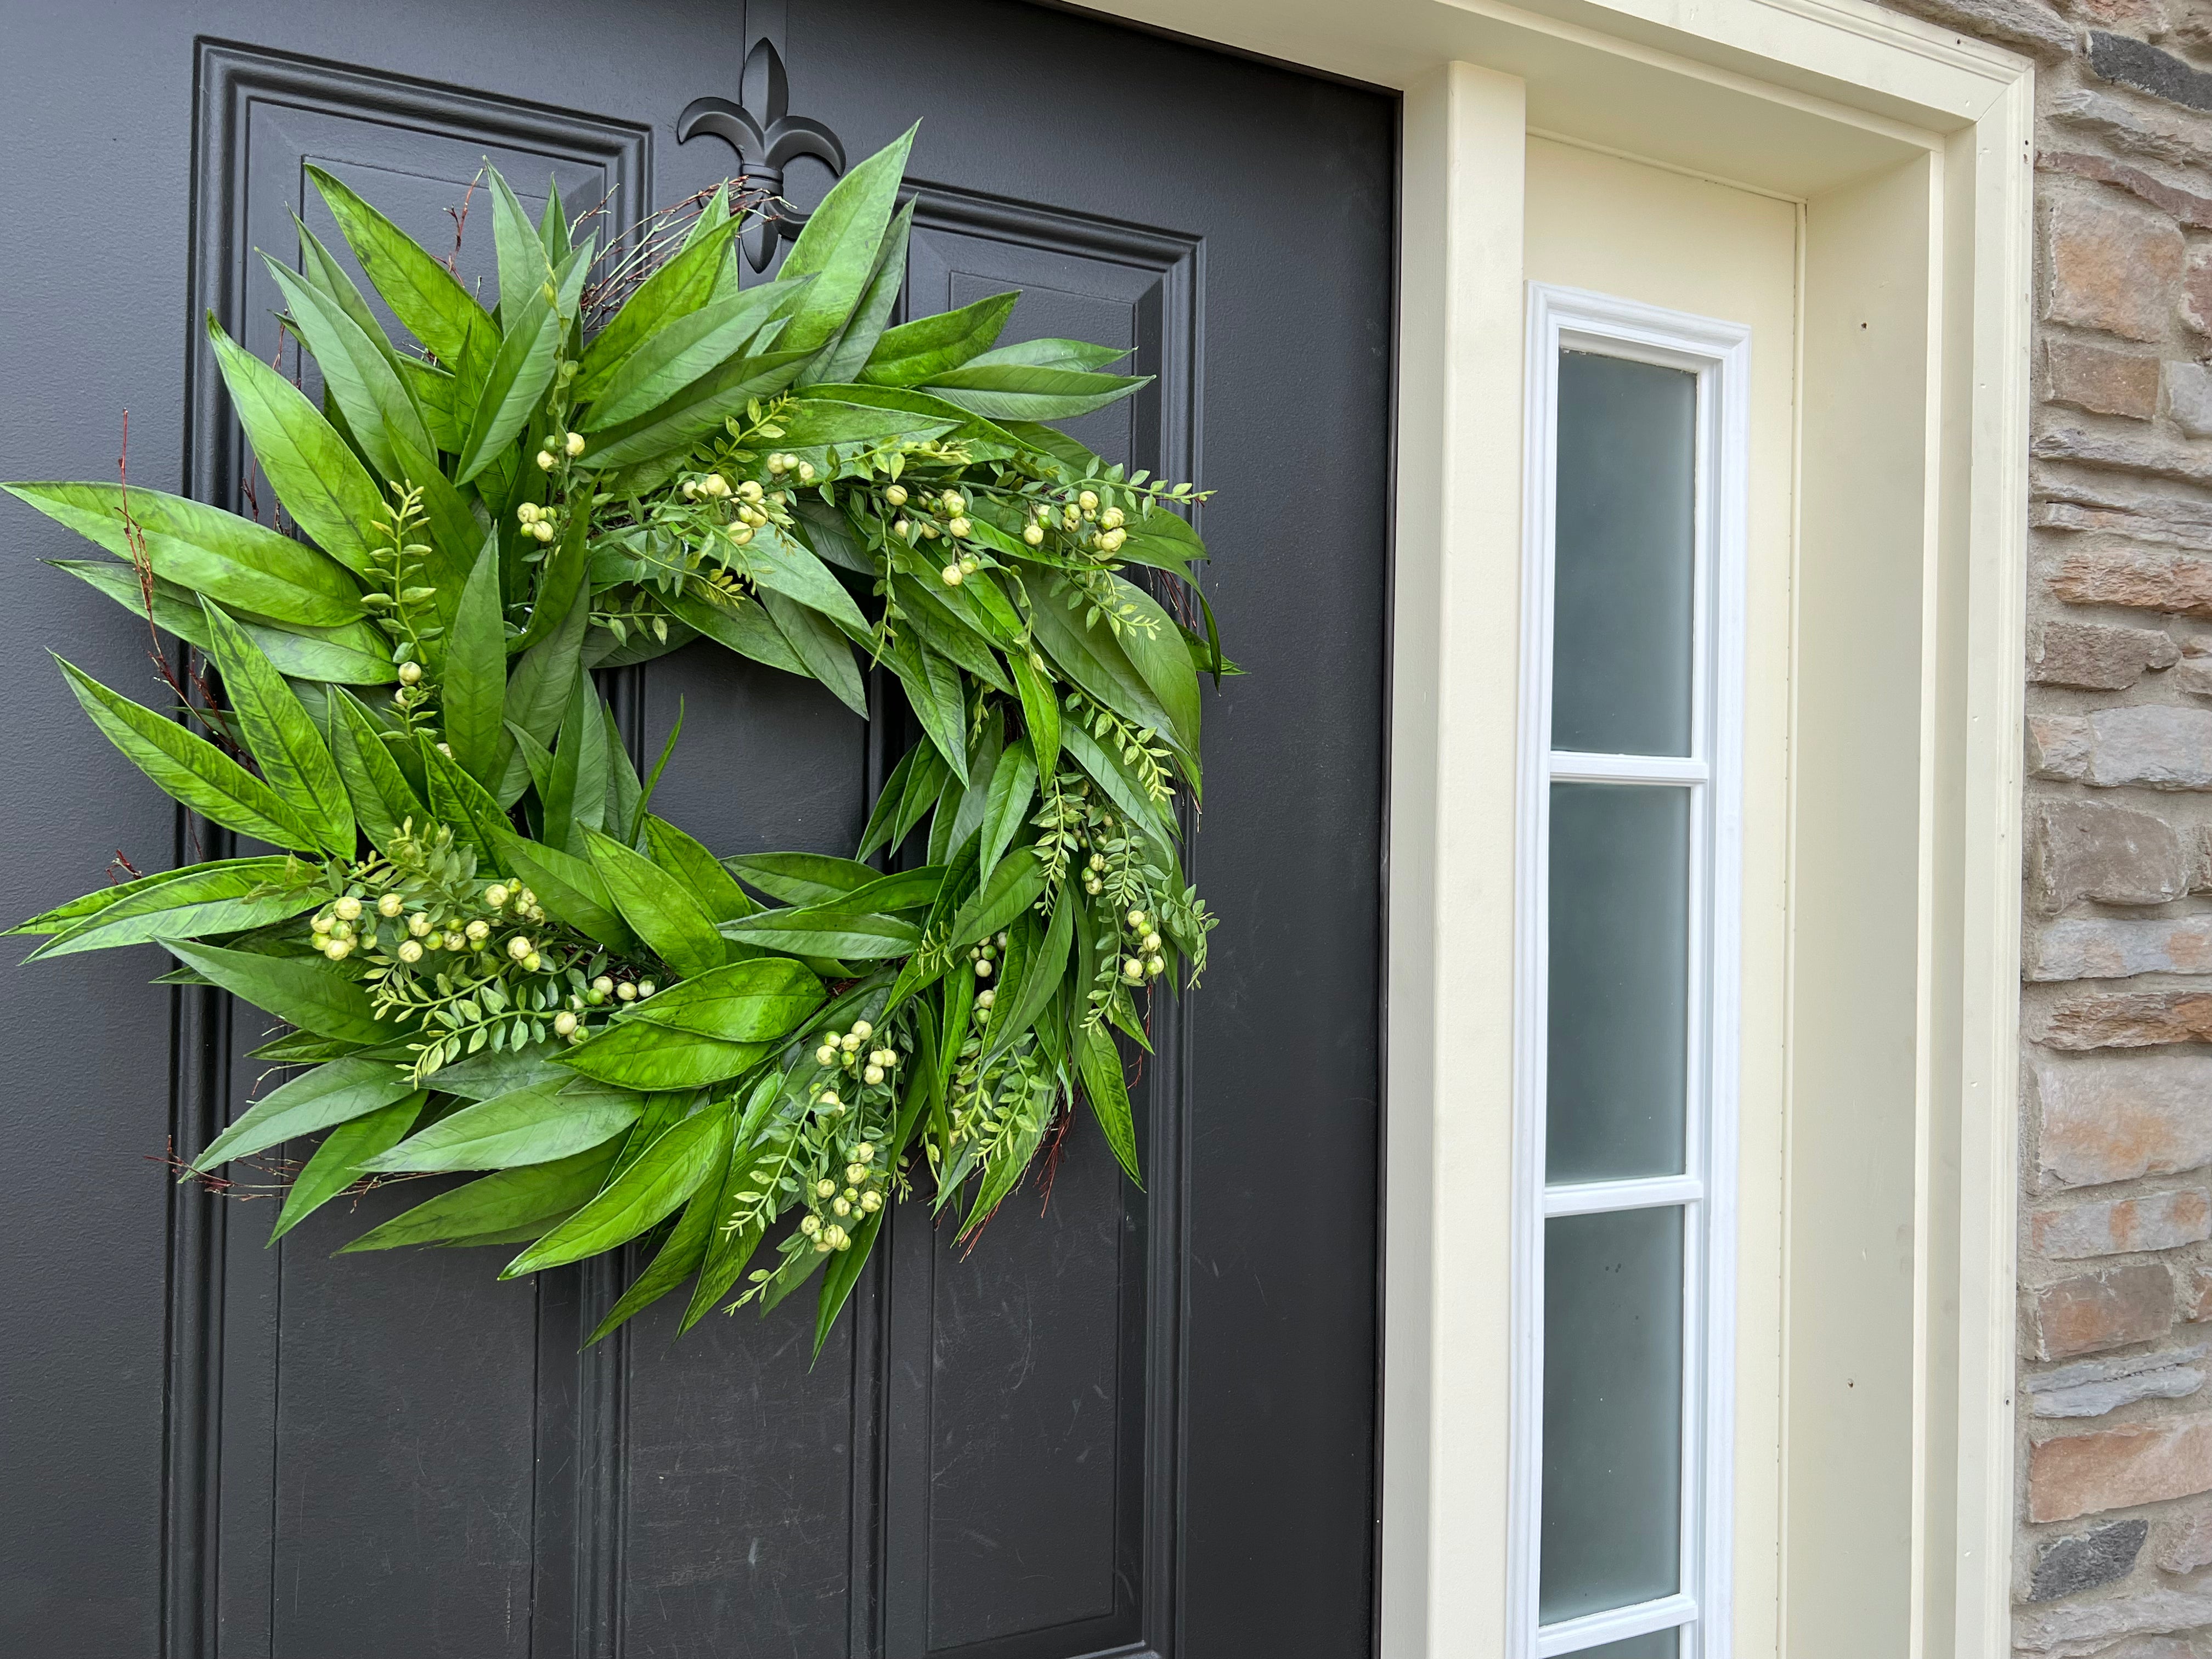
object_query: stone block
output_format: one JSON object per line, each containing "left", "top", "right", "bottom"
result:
{"left": 2051, "top": 88, "right": 2212, "bottom": 176}
{"left": 2188, "top": 247, "right": 2212, "bottom": 338}
{"left": 2029, "top": 1415, "right": 2212, "bottom": 1523}
{"left": 2029, "top": 1364, "right": 2204, "bottom": 1419}
{"left": 2035, "top": 1049, "right": 2212, "bottom": 1187}
{"left": 2029, "top": 707, "right": 2212, "bottom": 789}
{"left": 2041, "top": 150, "right": 2212, "bottom": 233}
{"left": 2032, "top": 620, "right": 2180, "bottom": 689}
{"left": 2028, "top": 916, "right": 2212, "bottom": 981}
{"left": 2185, "top": 1266, "right": 2212, "bottom": 1323}
{"left": 2051, "top": 541, "right": 2212, "bottom": 610}
{"left": 2086, "top": 30, "right": 2212, "bottom": 116}
{"left": 2030, "top": 1517, "right": 2149, "bottom": 1601}
{"left": 2170, "top": 362, "right": 2212, "bottom": 439}
{"left": 2028, "top": 799, "right": 2191, "bottom": 910}
{"left": 2017, "top": 1583, "right": 2212, "bottom": 1657}
{"left": 2046, "top": 190, "right": 2188, "bottom": 342}
{"left": 2159, "top": 1507, "right": 2212, "bottom": 1573}
{"left": 2045, "top": 338, "right": 2165, "bottom": 419}
{"left": 2176, "top": 640, "right": 2212, "bottom": 697}
{"left": 2035, "top": 425, "right": 2212, "bottom": 490}
{"left": 2032, "top": 990, "right": 2212, "bottom": 1049}
{"left": 2033, "top": 1188, "right": 2212, "bottom": 1257}
{"left": 2029, "top": 1262, "right": 2174, "bottom": 1359}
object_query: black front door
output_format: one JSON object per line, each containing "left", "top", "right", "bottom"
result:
{"left": 0, "top": 5, "right": 1392, "bottom": 1655}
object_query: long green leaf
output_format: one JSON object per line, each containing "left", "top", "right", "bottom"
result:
{"left": 776, "top": 124, "right": 916, "bottom": 355}
{"left": 492, "top": 832, "right": 638, "bottom": 952}
{"left": 923, "top": 362, "right": 1150, "bottom": 421}
{"left": 976, "top": 742, "right": 1039, "bottom": 886}
{"left": 267, "top": 1093, "right": 425, "bottom": 1242}
{"left": 628, "top": 957, "right": 823, "bottom": 1042}
{"left": 946, "top": 846, "right": 1047, "bottom": 949}
{"left": 637, "top": 819, "right": 751, "bottom": 926}
{"left": 339, "top": 1143, "right": 617, "bottom": 1251}
{"left": 7, "top": 482, "right": 364, "bottom": 629}
{"left": 1075, "top": 1022, "right": 1143, "bottom": 1187}
{"left": 11, "top": 856, "right": 295, "bottom": 937}
{"left": 362, "top": 1077, "right": 641, "bottom": 1172}
{"left": 724, "top": 852, "right": 877, "bottom": 907}
{"left": 443, "top": 535, "right": 509, "bottom": 784}
{"left": 1026, "top": 587, "right": 1180, "bottom": 755}
{"left": 573, "top": 208, "right": 744, "bottom": 402}
{"left": 504, "top": 1105, "right": 732, "bottom": 1274}
{"left": 206, "top": 314, "right": 387, "bottom": 578}
{"left": 266, "top": 260, "right": 436, "bottom": 487}
{"left": 808, "top": 198, "right": 913, "bottom": 386}
{"left": 189, "top": 1054, "right": 419, "bottom": 1172}
{"left": 55, "top": 656, "right": 325, "bottom": 850}
{"left": 584, "top": 828, "right": 725, "bottom": 980}
{"left": 663, "top": 585, "right": 808, "bottom": 676}
{"left": 307, "top": 164, "right": 495, "bottom": 377}
{"left": 29, "top": 857, "right": 324, "bottom": 960}
{"left": 859, "top": 290, "right": 1018, "bottom": 386}
{"left": 581, "top": 279, "right": 795, "bottom": 428}
{"left": 455, "top": 289, "right": 563, "bottom": 482}
{"left": 590, "top": 1175, "right": 720, "bottom": 1343}
{"left": 330, "top": 690, "right": 428, "bottom": 851}
{"left": 558, "top": 1017, "right": 767, "bottom": 1090}
{"left": 165, "top": 939, "right": 393, "bottom": 1047}
{"left": 741, "top": 524, "right": 870, "bottom": 636}
{"left": 718, "top": 907, "right": 920, "bottom": 960}
{"left": 575, "top": 347, "right": 812, "bottom": 472}
{"left": 51, "top": 560, "right": 395, "bottom": 685}
{"left": 487, "top": 166, "right": 555, "bottom": 325}
{"left": 200, "top": 601, "right": 354, "bottom": 854}
{"left": 985, "top": 890, "right": 1073, "bottom": 1062}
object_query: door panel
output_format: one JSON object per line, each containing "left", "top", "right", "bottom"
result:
{"left": 0, "top": 6, "right": 1391, "bottom": 1657}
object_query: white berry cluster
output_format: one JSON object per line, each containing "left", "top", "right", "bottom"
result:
{"left": 1120, "top": 907, "right": 1166, "bottom": 982}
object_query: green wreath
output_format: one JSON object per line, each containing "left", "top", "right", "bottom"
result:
{"left": 5, "top": 125, "right": 1227, "bottom": 1348}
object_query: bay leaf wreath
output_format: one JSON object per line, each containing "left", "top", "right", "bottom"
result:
{"left": 5, "top": 126, "right": 1226, "bottom": 1350}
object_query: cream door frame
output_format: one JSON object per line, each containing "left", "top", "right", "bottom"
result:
{"left": 1075, "top": 2, "right": 2035, "bottom": 1655}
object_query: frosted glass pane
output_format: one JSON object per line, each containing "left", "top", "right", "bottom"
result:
{"left": 1540, "top": 1207, "right": 1685, "bottom": 1623}
{"left": 1552, "top": 349, "right": 1696, "bottom": 757}
{"left": 1569, "top": 1630, "right": 1681, "bottom": 1659}
{"left": 1547, "top": 783, "right": 1689, "bottom": 1182}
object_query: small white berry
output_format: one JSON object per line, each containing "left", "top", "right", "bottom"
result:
{"left": 941, "top": 564, "right": 963, "bottom": 586}
{"left": 554, "top": 1011, "right": 579, "bottom": 1036}
{"left": 537, "top": 450, "right": 556, "bottom": 470}
{"left": 397, "top": 661, "right": 424, "bottom": 686}
{"left": 616, "top": 981, "right": 637, "bottom": 1001}
{"left": 333, "top": 895, "right": 362, "bottom": 922}
{"left": 864, "top": 1064, "right": 884, "bottom": 1085}
{"left": 396, "top": 939, "right": 424, "bottom": 964}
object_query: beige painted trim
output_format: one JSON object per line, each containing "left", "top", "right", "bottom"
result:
{"left": 1068, "top": 2, "right": 2034, "bottom": 1652}
{"left": 1384, "top": 61, "right": 1529, "bottom": 1659}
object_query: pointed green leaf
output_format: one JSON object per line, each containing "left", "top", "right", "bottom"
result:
{"left": 190, "top": 1055, "right": 419, "bottom": 1172}
{"left": 1076, "top": 1021, "right": 1142, "bottom": 1188}
{"left": 50, "top": 558, "right": 395, "bottom": 685}
{"left": 266, "top": 259, "right": 436, "bottom": 488}
{"left": 580, "top": 279, "right": 796, "bottom": 428}
{"left": 663, "top": 585, "right": 809, "bottom": 676}
{"left": 777, "top": 125, "right": 917, "bottom": 355}
{"left": 443, "top": 535, "right": 509, "bottom": 785}
{"left": 268, "top": 1093, "right": 425, "bottom": 1241}
{"left": 717, "top": 907, "right": 920, "bottom": 960}
{"left": 1006, "top": 650, "right": 1060, "bottom": 788}
{"left": 590, "top": 1174, "right": 720, "bottom": 1343}
{"left": 455, "top": 290, "right": 563, "bottom": 482}
{"left": 491, "top": 832, "right": 638, "bottom": 952}
{"left": 642, "top": 816, "right": 754, "bottom": 923}
{"left": 7, "top": 481, "right": 364, "bottom": 628}
{"left": 922, "top": 362, "right": 1150, "bottom": 421}
{"left": 976, "top": 742, "right": 1039, "bottom": 887}
{"left": 54, "top": 656, "right": 325, "bottom": 850}
{"left": 28, "top": 857, "right": 324, "bottom": 961}
{"left": 760, "top": 588, "right": 868, "bottom": 718}
{"left": 573, "top": 207, "right": 744, "bottom": 402}
{"left": 504, "top": 1104, "right": 732, "bottom": 1276}
{"left": 487, "top": 166, "right": 556, "bottom": 325}
{"left": 859, "top": 290, "right": 1018, "bottom": 387}
{"left": 945, "top": 845, "right": 1047, "bottom": 950}
{"left": 808, "top": 198, "right": 912, "bottom": 386}
{"left": 362, "top": 1077, "right": 641, "bottom": 1172}
{"left": 166, "top": 939, "right": 393, "bottom": 1047}
{"left": 307, "top": 164, "right": 495, "bottom": 377}
{"left": 339, "top": 1143, "right": 618, "bottom": 1251}
{"left": 985, "top": 890, "right": 1073, "bottom": 1063}
{"left": 574, "top": 346, "right": 812, "bottom": 472}
{"left": 330, "top": 690, "right": 428, "bottom": 851}
{"left": 725, "top": 853, "right": 878, "bottom": 907}
{"left": 199, "top": 600, "right": 354, "bottom": 854}
{"left": 964, "top": 336, "right": 1131, "bottom": 372}
{"left": 740, "top": 523, "right": 870, "bottom": 636}
{"left": 556, "top": 1018, "right": 768, "bottom": 1090}
{"left": 628, "top": 957, "right": 823, "bottom": 1042}
{"left": 206, "top": 314, "right": 388, "bottom": 578}
{"left": 584, "top": 828, "right": 725, "bottom": 979}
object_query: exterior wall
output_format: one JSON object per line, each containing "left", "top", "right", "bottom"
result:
{"left": 1872, "top": 0, "right": 2212, "bottom": 1649}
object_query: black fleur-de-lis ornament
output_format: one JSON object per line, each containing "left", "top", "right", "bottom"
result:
{"left": 678, "top": 38, "right": 847, "bottom": 272}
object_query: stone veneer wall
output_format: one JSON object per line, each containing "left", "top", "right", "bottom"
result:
{"left": 1864, "top": 0, "right": 2212, "bottom": 1651}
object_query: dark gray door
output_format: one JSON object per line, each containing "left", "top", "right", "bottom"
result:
{"left": 0, "top": 5, "right": 1392, "bottom": 1655}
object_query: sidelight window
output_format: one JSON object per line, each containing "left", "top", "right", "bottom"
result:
{"left": 1511, "top": 286, "right": 1750, "bottom": 1659}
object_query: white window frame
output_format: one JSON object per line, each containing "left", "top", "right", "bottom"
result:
{"left": 1510, "top": 283, "right": 1752, "bottom": 1659}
